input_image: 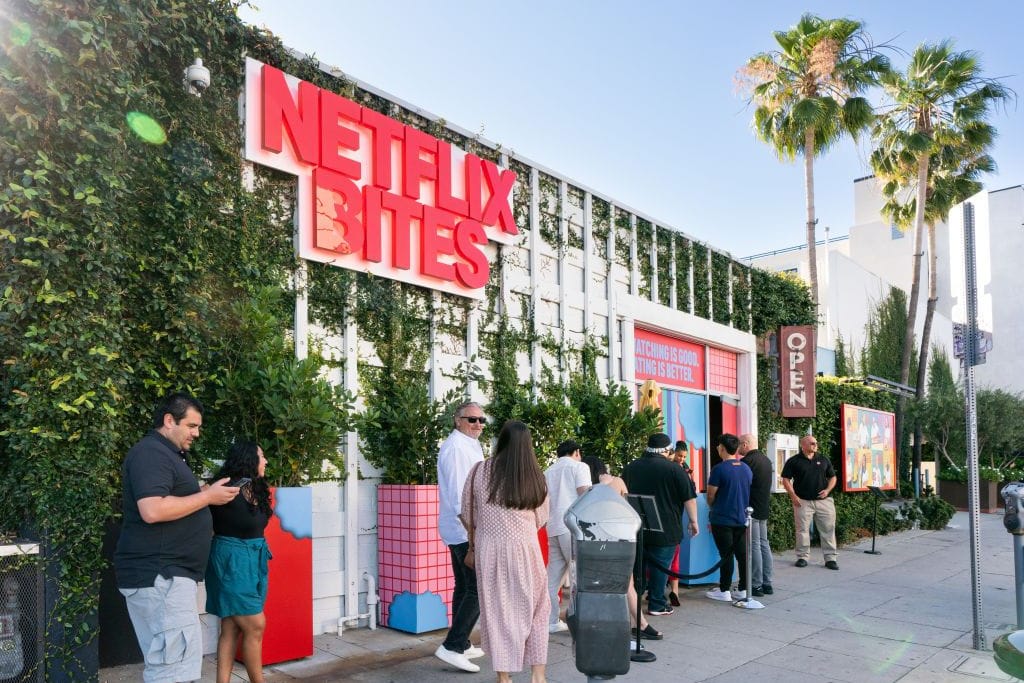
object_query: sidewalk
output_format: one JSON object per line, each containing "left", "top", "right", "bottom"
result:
{"left": 100, "top": 511, "right": 1021, "bottom": 682}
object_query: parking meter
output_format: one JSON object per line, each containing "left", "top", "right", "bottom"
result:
{"left": 564, "top": 485, "right": 640, "bottom": 679}
{"left": 1003, "top": 482, "right": 1024, "bottom": 535}
{"left": 995, "top": 483, "right": 1024, "bottom": 679}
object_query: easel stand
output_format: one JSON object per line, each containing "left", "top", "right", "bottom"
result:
{"left": 865, "top": 486, "right": 883, "bottom": 555}
{"left": 626, "top": 495, "right": 661, "bottom": 663}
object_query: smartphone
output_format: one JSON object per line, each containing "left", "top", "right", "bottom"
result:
{"left": 228, "top": 477, "right": 251, "bottom": 488}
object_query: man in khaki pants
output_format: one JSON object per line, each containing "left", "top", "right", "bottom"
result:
{"left": 780, "top": 435, "right": 839, "bottom": 570}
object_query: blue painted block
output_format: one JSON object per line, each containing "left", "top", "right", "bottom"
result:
{"left": 387, "top": 591, "right": 449, "bottom": 634}
{"left": 678, "top": 494, "right": 722, "bottom": 586}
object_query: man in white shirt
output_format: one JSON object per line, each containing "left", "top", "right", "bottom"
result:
{"left": 543, "top": 440, "right": 591, "bottom": 633}
{"left": 435, "top": 401, "right": 487, "bottom": 673}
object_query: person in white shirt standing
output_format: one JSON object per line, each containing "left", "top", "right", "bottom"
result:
{"left": 435, "top": 401, "right": 487, "bottom": 673}
{"left": 543, "top": 440, "right": 591, "bottom": 633}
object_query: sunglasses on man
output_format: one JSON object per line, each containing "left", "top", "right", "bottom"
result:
{"left": 459, "top": 416, "right": 487, "bottom": 424}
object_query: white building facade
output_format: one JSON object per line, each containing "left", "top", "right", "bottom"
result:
{"left": 749, "top": 175, "right": 1023, "bottom": 395}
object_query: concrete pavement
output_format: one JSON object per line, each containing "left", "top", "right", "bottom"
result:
{"left": 100, "top": 511, "right": 1022, "bottom": 682}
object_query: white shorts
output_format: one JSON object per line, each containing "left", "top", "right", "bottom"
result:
{"left": 119, "top": 575, "right": 202, "bottom": 683}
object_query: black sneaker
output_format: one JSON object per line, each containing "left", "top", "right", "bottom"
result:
{"left": 752, "top": 586, "right": 765, "bottom": 597}
{"left": 795, "top": 558, "right": 808, "bottom": 567}
{"left": 825, "top": 560, "right": 839, "bottom": 570}
{"left": 631, "top": 624, "right": 664, "bottom": 640}
{"left": 669, "top": 591, "right": 680, "bottom": 607}
{"left": 761, "top": 584, "right": 774, "bottom": 595}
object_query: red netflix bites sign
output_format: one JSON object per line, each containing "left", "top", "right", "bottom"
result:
{"left": 243, "top": 58, "right": 519, "bottom": 298}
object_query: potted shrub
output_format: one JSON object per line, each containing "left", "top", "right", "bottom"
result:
{"left": 204, "top": 287, "right": 354, "bottom": 663}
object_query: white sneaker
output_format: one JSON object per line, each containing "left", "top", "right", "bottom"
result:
{"left": 548, "top": 620, "right": 569, "bottom": 633}
{"left": 706, "top": 589, "right": 732, "bottom": 602}
{"left": 732, "top": 590, "right": 747, "bottom": 600}
{"left": 434, "top": 645, "right": 480, "bottom": 673}
{"left": 464, "top": 644, "right": 485, "bottom": 659}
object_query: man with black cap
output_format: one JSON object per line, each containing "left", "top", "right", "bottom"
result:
{"left": 623, "top": 433, "right": 699, "bottom": 616}
{"left": 544, "top": 439, "right": 591, "bottom": 632}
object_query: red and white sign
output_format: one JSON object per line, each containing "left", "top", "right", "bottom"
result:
{"left": 243, "top": 58, "right": 520, "bottom": 298}
{"left": 779, "top": 325, "right": 816, "bottom": 417}
{"left": 634, "top": 328, "right": 705, "bottom": 391}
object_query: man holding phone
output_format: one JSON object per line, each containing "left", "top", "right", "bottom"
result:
{"left": 114, "top": 392, "right": 239, "bottom": 683}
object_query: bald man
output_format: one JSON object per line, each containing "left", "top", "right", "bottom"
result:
{"left": 739, "top": 434, "right": 774, "bottom": 595}
{"left": 780, "top": 435, "right": 838, "bottom": 570}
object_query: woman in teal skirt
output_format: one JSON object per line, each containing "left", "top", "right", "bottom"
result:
{"left": 206, "top": 440, "right": 273, "bottom": 683}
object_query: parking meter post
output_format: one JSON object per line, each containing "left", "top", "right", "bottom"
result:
{"left": 1001, "top": 483, "right": 1024, "bottom": 628}
{"left": 994, "top": 483, "right": 1024, "bottom": 679}
{"left": 565, "top": 486, "right": 644, "bottom": 679}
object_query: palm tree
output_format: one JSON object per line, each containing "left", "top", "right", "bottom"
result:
{"left": 871, "top": 41, "right": 1011, "bottom": 489}
{"left": 739, "top": 14, "right": 890, "bottom": 309}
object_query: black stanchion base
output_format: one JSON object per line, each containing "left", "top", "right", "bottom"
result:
{"left": 630, "top": 649, "right": 657, "bottom": 662}
{"left": 864, "top": 550, "right": 882, "bottom": 555}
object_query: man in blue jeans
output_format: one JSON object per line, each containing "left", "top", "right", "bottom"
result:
{"left": 623, "top": 433, "right": 699, "bottom": 616}
{"left": 435, "top": 401, "right": 487, "bottom": 673}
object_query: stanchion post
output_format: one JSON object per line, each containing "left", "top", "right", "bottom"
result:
{"left": 865, "top": 486, "right": 882, "bottom": 555}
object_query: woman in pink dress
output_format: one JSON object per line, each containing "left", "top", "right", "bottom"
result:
{"left": 462, "top": 420, "right": 550, "bottom": 683}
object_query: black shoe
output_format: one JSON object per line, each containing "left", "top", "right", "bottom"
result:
{"left": 795, "top": 559, "right": 808, "bottom": 567}
{"left": 825, "top": 560, "right": 839, "bottom": 570}
{"left": 669, "top": 591, "right": 680, "bottom": 607}
{"left": 761, "top": 584, "right": 774, "bottom": 595}
{"left": 752, "top": 586, "right": 765, "bottom": 597}
{"left": 632, "top": 624, "right": 664, "bottom": 640}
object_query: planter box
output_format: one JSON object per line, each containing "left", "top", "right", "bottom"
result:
{"left": 261, "top": 487, "right": 314, "bottom": 664}
{"left": 377, "top": 485, "right": 454, "bottom": 633}
{"left": 938, "top": 479, "right": 1000, "bottom": 513}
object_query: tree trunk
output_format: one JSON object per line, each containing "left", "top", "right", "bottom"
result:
{"left": 896, "top": 153, "right": 929, "bottom": 486}
{"left": 804, "top": 127, "right": 819, "bottom": 310}
{"left": 911, "top": 223, "right": 939, "bottom": 496}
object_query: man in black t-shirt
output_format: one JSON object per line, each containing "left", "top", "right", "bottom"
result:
{"left": 780, "top": 435, "right": 839, "bottom": 570}
{"left": 623, "top": 433, "right": 699, "bottom": 616}
{"left": 114, "top": 393, "right": 239, "bottom": 683}
{"left": 739, "top": 434, "right": 774, "bottom": 595}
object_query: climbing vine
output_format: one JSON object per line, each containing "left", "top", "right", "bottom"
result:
{"left": 656, "top": 226, "right": 672, "bottom": 307}
{"left": 591, "top": 197, "right": 611, "bottom": 261}
{"left": 636, "top": 218, "right": 653, "bottom": 299}
{"left": 692, "top": 242, "right": 710, "bottom": 318}
{"left": 674, "top": 234, "right": 692, "bottom": 313}
{"left": 710, "top": 251, "right": 732, "bottom": 325}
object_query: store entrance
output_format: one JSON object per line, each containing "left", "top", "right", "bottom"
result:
{"left": 708, "top": 395, "right": 738, "bottom": 470}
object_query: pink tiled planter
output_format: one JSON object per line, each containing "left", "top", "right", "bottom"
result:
{"left": 377, "top": 484, "right": 455, "bottom": 631}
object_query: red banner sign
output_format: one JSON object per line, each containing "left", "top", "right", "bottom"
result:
{"left": 634, "top": 328, "right": 705, "bottom": 391}
{"left": 779, "top": 325, "right": 816, "bottom": 417}
{"left": 243, "top": 58, "right": 519, "bottom": 299}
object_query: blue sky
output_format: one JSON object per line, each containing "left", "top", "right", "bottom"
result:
{"left": 238, "top": 1, "right": 1023, "bottom": 259}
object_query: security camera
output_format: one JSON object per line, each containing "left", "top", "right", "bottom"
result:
{"left": 183, "top": 58, "right": 210, "bottom": 96}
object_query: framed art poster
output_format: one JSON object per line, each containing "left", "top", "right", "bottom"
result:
{"left": 841, "top": 404, "right": 897, "bottom": 492}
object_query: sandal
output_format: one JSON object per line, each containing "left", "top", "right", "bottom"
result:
{"left": 632, "top": 624, "right": 664, "bottom": 640}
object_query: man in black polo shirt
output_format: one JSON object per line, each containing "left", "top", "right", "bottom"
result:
{"left": 739, "top": 434, "right": 774, "bottom": 595}
{"left": 780, "top": 434, "right": 838, "bottom": 570}
{"left": 114, "top": 393, "right": 239, "bottom": 683}
{"left": 623, "top": 433, "right": 699, "bottom": 616}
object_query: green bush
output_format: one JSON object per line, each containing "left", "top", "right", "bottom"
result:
{"left": 205, "top": 288, "right": 355, "bottom": 487}
{"left": 900, "top": 494, "right": 955, "bottom": 530}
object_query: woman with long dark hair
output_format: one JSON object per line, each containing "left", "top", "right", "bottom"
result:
{"left": 205, "top": 440, "right": 273, "bottom": 683}
{"left": 462, "top": 420, "right": 550, "bottom": 683}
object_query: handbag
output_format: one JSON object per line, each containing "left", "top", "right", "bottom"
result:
{"left": 459, "top": 462, "right": 482, "bottom": 570}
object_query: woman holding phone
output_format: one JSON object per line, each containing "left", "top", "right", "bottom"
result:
{"left": 205, "top": 440, "right": 273, "bottom": 683}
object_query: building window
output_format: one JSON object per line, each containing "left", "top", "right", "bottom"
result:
{"left": 890, "top": 222, "right": 904, "bottom": 240}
